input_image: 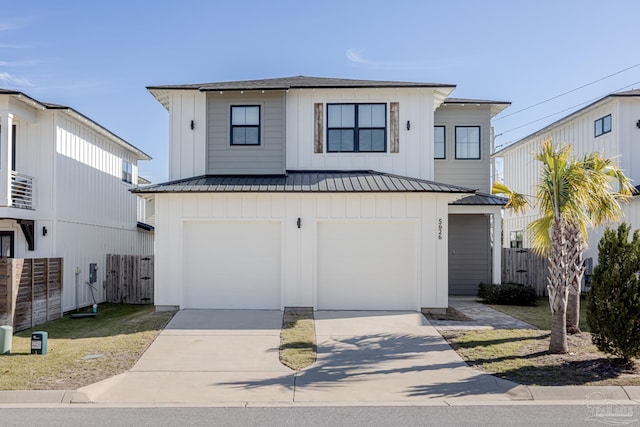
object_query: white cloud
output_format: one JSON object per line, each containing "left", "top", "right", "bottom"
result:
{"left": 346, "top": 48, "right": 460, "bottom": 71}
{"left": 0, "top": 72, "right": 35, "bottom": 87}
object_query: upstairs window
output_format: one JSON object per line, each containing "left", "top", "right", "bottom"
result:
{"left": 122, "top": 160, "right": 133, "bottom": 184}
{"left": 594, "top": 114, "right": 611, "bottom": 137}
{"left": 231, "top": 105, "right": 260, "bottom": 145}
{"left": 327, "top": 103, "right": 386, "bottom": 152}
{"left": 455, "top": 126, "right": 480, "bottom": 159}
{"left": 434, "top": 126, "right": 445, "bottom": 159}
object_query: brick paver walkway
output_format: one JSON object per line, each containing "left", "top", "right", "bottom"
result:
{"left": 428, "top": 297, "right": 537, "bottom": 330}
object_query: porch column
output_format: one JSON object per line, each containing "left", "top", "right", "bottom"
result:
{"left": 0, "top": 112, "right": 13, "bottom": 207}
{"left": 492, "top": 211, "right": 502, "bottom": 284}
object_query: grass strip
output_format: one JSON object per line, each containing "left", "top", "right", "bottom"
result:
{"left": 279, "top": 309, "right": 317, "bottom": 371}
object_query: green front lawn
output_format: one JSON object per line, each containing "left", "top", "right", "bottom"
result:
{"left": 0, "top": 304, "right": 175, "bottom": 390}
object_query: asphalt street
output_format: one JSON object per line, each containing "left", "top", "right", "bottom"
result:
{"left": 1, "top": 405, "right": 639, "bottom": 427}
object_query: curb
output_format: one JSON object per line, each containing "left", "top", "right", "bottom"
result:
{"left": 1, "top": 386, "right": 639, "bottom": 405}
{"left": 0, "top": 390, "right": 90, "bottom": 404}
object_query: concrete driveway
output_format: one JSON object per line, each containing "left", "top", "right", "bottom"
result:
{"left": 80, "top": 310, "right": 296, "bottom": 404}
{"left": 80, "top": 310, "right": 527, "bottom": 404}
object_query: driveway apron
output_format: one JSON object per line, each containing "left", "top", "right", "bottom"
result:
{"left": 294, "top": 311, "right": 526, "bottom": 403}
{"left": 79, "top": 310, "right": 295, "bottom": 404}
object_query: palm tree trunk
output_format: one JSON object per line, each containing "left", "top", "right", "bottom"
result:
{"left": 566, "top": 223, "right": 584, "bottom": 334}
{"left": 547, "top": 219, "right": 569, "bottom": 353}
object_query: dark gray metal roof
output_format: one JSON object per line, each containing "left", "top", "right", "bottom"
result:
{"left": 444, "top": 97, "right": 511, "bottom": 105}
{"left": 133, "top": 170, "right": 475, "bottom": 194}
{"left": 451, "top": 193, "right": 507, "bottom": 206}
{"left": 147, "top": 76, "right": 456, "bottom": 92}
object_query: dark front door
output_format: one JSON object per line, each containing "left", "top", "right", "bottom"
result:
{"left": 0, "top": 231, "right": 15, "bottom": 258}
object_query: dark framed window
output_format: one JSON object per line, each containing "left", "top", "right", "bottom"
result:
{"left": 231, "top": 105, "right": 260, "bottom": 145}
{"left": 594, "top": 114, "right": 611, "bottom": 137}
{"left": 434, "top": 126, "right": 445, "bottom": 159}
{"left": 0, "top": 231, "right": 14, "bottom": 258}
{"left": 327, "top": 103, "right": 386, "bottom": 152}
{"left": 510, "top": 231, "right": 523, "bottom": 248}
{"left": 122, "top": 160, "right": 132, "bottom": 184}
{"left": 455, "top": 126, "right": 480, "bottom": 159}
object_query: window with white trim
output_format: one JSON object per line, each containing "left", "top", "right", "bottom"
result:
{"left": 594, "top": 114, "right": 611, "bottom": 137}
{"left": 327, "top": 103, "right": 386, "bottom": 152}
{"left": 455, "top": 126, "right": 480, "bottom": 159}
{"left": 231, "top": 105, "right": 260, "bottom": 145}
{"left": 434, "top": 126, "right": 445, "bottom": 159}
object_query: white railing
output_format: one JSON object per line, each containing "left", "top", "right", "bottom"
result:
{"left": 11, "top": 171, "right": 34, "bottom": 209}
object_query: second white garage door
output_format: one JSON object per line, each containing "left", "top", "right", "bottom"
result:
{"left": 183, "top": 221, "right": 281, "bottom": 309}
{"left": 317, "top": 221, "right": 418, "bottom": 310}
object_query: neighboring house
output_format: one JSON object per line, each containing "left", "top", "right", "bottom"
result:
{"left": 495, "top": 89, "right": 640, "bottom": 264}
{"left": 137, "top": 76, "right": 509, "bottom": 311}
{"left": 0, "top": 89, "right": 154, "bottom": 312}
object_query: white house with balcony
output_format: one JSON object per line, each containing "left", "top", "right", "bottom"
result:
{"left": 0, "top": 89, "right": 154, "bottom": 311}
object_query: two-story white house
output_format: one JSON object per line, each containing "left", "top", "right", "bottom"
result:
{"left": 137, "top": 76, "right": 509, "bottom": 311}
{"left": 495, "top": 89, "right": 640, "bottom": 263}
{"left": 0, "top": 89, "right": 154, "bottom": 312}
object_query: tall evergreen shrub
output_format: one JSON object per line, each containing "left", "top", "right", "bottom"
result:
{"left": 587, "top": 223, "right": 640, "bottom": 362}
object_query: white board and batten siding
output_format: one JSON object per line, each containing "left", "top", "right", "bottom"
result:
{"left": 499, "top": 96, "right": 640, "bottom": 260}
{"left": 154, "top": 192, "right": 452, "bottom": 311}
{"left": 54, "top": 113, "right": 153, "bottom": 311}
{"left": 164, "top": 88, "right": 443, "bottom": 181}
{"left": 285, "top": 88, "right": 438, "bottom": 181}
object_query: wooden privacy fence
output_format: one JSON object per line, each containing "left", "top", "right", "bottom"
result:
{"left": 105, "top": 254, "right": 154, "bottom": 304}
{"left": 501, "top": 248, "right": 549, "bottom": 296}
{"left": 0, "top": 258, "right": 63, "bottom": 332}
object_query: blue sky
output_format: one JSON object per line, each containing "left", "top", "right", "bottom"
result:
{"left": 2, "top": 1, "right": 640, "bottom": 183}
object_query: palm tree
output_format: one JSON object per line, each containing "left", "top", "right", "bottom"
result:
{"left": 493, "top": 140, "right": 633, "bottom": 353}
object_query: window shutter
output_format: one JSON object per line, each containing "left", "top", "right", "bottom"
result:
{"left": 390, "top": 102, "right": 399, "bottom": 153}
{"left": 314, "top": 103, "right": 323, "bottom": 153}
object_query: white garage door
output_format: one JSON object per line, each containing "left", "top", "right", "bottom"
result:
{"left": 317, "top": 222, "right": 418, "bottom": 310}
{"left": 183, "top": 221, "right": 281, "bottom": 309}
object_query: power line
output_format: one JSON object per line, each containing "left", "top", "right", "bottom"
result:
{"left": 495, "top": 80, "right": 640, "bottom": 150}
{"left": 494, "top": 63, "right": 640, "bottom": 121}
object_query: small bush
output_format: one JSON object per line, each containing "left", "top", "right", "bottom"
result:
{"left": 587, "top": 223, "right": 640, "bottom": 362}
{"left": 477, "top": 283, "right": 537, "bottom": 306}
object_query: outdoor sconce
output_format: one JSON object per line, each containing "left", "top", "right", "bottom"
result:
{"left": 636, "top": 119, "right": 640, "bottom": 129}
{"left": 406, "top": 120, "right": 411, "bottom": 131}
{"left": 190, "top": 120, "right": 195, "bottom": 130}
{"left": 42, "top": 226, "right": 48, "bottom": 236}
{"left": 297, "top": 218, "right": 302, "bottom": 229}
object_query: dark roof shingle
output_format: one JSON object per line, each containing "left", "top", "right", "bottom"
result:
{"left": 147, "top": 76, "right": 455, "bottom": 91}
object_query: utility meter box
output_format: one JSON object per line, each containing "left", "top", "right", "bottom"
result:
{"left": 31, "top": 331, "right": 48, "bottom": 355}
{"left": 89, "top": 263, "right": 98, "bottom": 283}
{"left": 0, "top": 325, "right": 12, "bottom": 354}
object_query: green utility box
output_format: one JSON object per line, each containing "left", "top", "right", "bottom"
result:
{"left": 0, "top": 325, "right": 12, "bottom": 354}
{"left": 31, "top": 331, "right": 48, "bottom": 355}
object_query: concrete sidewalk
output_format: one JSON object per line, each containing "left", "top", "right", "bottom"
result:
{"left": 2, "top": 307, "right": 640, "bottom": 406}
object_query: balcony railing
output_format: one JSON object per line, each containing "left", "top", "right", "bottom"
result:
{"left": 11, "top": 171, "right": 34, "bottom": 209}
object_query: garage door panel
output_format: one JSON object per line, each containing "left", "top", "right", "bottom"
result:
{"left": 317, "top": 222, "right": 417, "bottom": 310}
{"left": 183, "top": 222, "right": 281, "bottom": 309}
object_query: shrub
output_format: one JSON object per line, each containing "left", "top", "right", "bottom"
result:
{"left": 477, "top": 283, "right": 537, "bottom": 306}
{"left": 587, "top": 223, "right": 640, "bottom": 362}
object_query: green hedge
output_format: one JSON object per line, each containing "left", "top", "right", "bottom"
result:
{"left": 477, "top": 283, "right": 537, "bottom": 306}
